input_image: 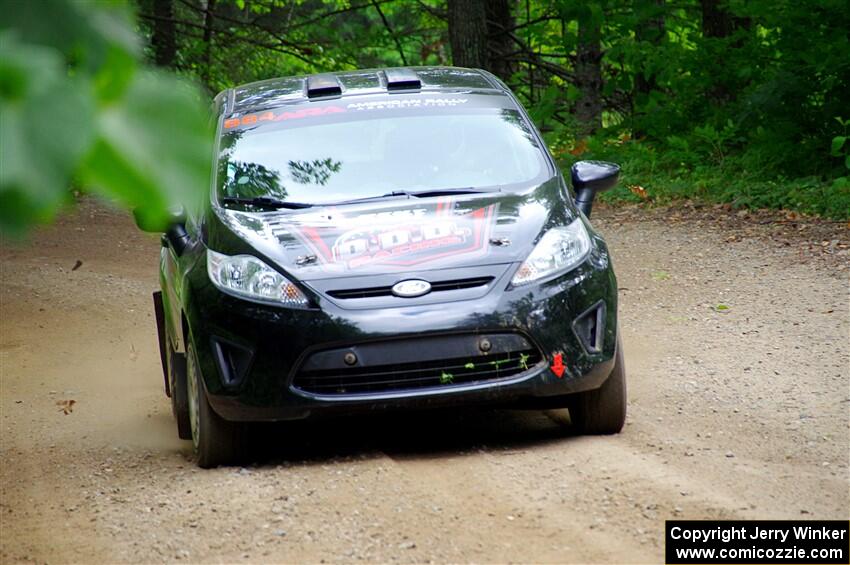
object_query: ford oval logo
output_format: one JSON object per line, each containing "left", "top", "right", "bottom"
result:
{"left": 392, "top": 279, "right": 431, "bottom": 298}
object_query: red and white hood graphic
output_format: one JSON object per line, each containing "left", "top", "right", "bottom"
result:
{"left": 211, "top": 180, "right": 565, "bottom": 282}
{"left": 285, "top": 198, "right": 497, "bottom": 271}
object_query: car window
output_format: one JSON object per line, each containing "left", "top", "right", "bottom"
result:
{"left": 216, "top": 100, "right": 548, "bottom": 206}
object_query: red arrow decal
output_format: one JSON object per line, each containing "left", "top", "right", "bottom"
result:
{"left": 551, "top": 353, "right": 565, "bottom": 378}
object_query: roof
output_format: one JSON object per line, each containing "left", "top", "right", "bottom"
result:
{"left": 216, "top": 67, "right": 507, "bottom": 116}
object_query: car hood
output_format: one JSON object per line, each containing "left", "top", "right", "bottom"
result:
{"left": 207, "top": 176, "right": 576, "bottom": 282}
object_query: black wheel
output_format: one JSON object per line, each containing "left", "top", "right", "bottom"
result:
{"left": 569, "top": 335, "right": 627, "bottom": 434}
{"left": 186, "top": 338, "right": 242, "bottom": 468}
{"left": 166, "top": 336, "right": 192, "bottom": 440}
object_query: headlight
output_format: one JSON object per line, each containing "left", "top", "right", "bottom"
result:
{"left": 511, "top": 219, "right": 591, "bottom": 286}
{"left": 207, "top": 249, "right": 310, "bottom": 308}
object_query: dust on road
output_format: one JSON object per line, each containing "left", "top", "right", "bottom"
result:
{"left": 1, "top": 199, "right": 848, "bottom": 563}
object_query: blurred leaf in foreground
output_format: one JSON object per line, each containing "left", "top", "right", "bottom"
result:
{"left": 0, "top": 32, "right": 94, "bottom": 233}
{"left": 80, "top": 70, "right": 212, "bottom": 231}
{"left": 0, "top": 0, "right": 211, "bottom": 237}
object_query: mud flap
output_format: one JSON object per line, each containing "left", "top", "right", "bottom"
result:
{"left": 170, "top": 348, "right": 192, "bottom": 440}
{"left": 152, "top": 291, "right": 170, "bottom": 397}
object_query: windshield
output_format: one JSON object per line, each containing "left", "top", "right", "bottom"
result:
{"left": 216, "top": 97, "right": 548, "bottom": 207}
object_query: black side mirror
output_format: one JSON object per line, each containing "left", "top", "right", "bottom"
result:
{"left": 133, "top": 205, "right": 187, "bottom": 233}
{"left": 134, "top": 206, "right": 191, "bottom": 255}
{"left": 570, "top": 160, "right": 620, "bottom": 218}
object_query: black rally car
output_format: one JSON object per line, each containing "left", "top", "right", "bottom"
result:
{"left": 139, "top": 67, "right": 625, "bottom": 467}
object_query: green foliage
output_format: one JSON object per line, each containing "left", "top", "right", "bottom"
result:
{"left": 549, "top": 129, "right": 850, "bottom": 219}
{"left": 827, "top": 117, "right": 850, "bottom": 210}
{"left": 536, "top": 0, "right": 850, "bottom": 219}
{"left": 0, "top": 0, "right": 211, "bottom": 237}
{"left": 0, "top": 33, "right": 95, "bottom": 233}
{"left": 3, "top": 0, "right": 849, "bottom": 234}
{"left": 136, "top": 0, "right": 448, "bottom": 94}
{"left": 830, "top": 118, "right": 850, "bottom": 168}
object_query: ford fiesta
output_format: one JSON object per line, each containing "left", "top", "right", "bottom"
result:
{"left": 138, "top": 67, "right": 626, "bottom": 467}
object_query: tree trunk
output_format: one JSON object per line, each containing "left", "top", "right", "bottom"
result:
{"left": 486, "top": 0, "right": 515, "bottom": 82}
{"left": 700, "top": 0, "right": 750, "bottom": 103}
{"left": 701, "top": 0, "right": 732, "bottom": 38}
{"left": 575, "top": 16, "right": 603, "bottom": 136}
{"left": 701, "top": 0, "right": 750, "bottom": 39}
{"left": 634, "top": 0, "right": 665, "bottom": 136}
{"left": 634, "top": 0, "right": 664, "bottom": 97}
{"left": 151, "top": 0, "right": 177, "bottom": 68}
{"left": 447, "top": 0, "right": 488, "bottom": 69}
{"left": 201, "top": 0, "right": 217, "bottom": 89}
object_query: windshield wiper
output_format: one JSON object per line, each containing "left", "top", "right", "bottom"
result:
{"left": 220, "top": 196, "right": 313, "bottom": 210}
{"left": 332, "top": 187, "right": 500, "bottom": 206}
{"left": 387, "top": 187, "right": 500, "bottom": 198}
{"left": 224, "top": 188, "right": 500, "bottom": 210}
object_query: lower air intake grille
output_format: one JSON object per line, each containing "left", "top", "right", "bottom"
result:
{"left": 292, "top": 333, "right": 543, "bottom": 396}
{"left": 572, "top": 300, "right": 606, "bottom": 354}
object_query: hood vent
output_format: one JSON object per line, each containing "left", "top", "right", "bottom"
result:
{"left": 306, "top": 74, "right": 342, "bottom": 98}
{"left": 383, "top": 68, "right": 421, "bottom": 91}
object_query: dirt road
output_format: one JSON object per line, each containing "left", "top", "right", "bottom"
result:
{"left": 1, "top": 199, "right": 848, "bottom": 563}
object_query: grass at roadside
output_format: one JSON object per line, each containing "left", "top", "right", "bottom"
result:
{"left": 548, "top": 136, "right": 850, "bottom": 221}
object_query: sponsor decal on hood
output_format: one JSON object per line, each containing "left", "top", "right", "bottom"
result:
{"left": 285, "top": 198, "right": 497, "bottom": 271}
{"left": 211, "top": 179, "right": 564, "bottom": 281}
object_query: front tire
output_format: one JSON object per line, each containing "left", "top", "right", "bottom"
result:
{"left": 186, "top": 339, "right": 242, "bottom": 468}
{"left": 569, "top": 335, "right": 627, "bottom": 434}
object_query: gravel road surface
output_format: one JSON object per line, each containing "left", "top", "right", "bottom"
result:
{"left": 1, "top": 199, "right": 847, "bottom": 563}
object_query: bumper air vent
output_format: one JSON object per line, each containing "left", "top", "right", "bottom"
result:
{"left": 572, "top": 300, "right": 606, "bottom": 354}
{"left": 211, "top": 338, "right": 254, "bottom": 388}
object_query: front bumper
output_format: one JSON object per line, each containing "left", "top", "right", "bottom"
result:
{"left": 184, "top": 252, "right": 618, "bottom": 422}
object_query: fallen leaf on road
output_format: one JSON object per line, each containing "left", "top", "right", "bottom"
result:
{"left": 56, "top": 399, "right": 76, "bottom": 415}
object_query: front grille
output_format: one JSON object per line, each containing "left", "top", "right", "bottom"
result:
{"left": 292, "top": 333, "right": 543, "bottom": 396}
{"left": 327, "top": 276, "right": 494, "bottom": 300}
